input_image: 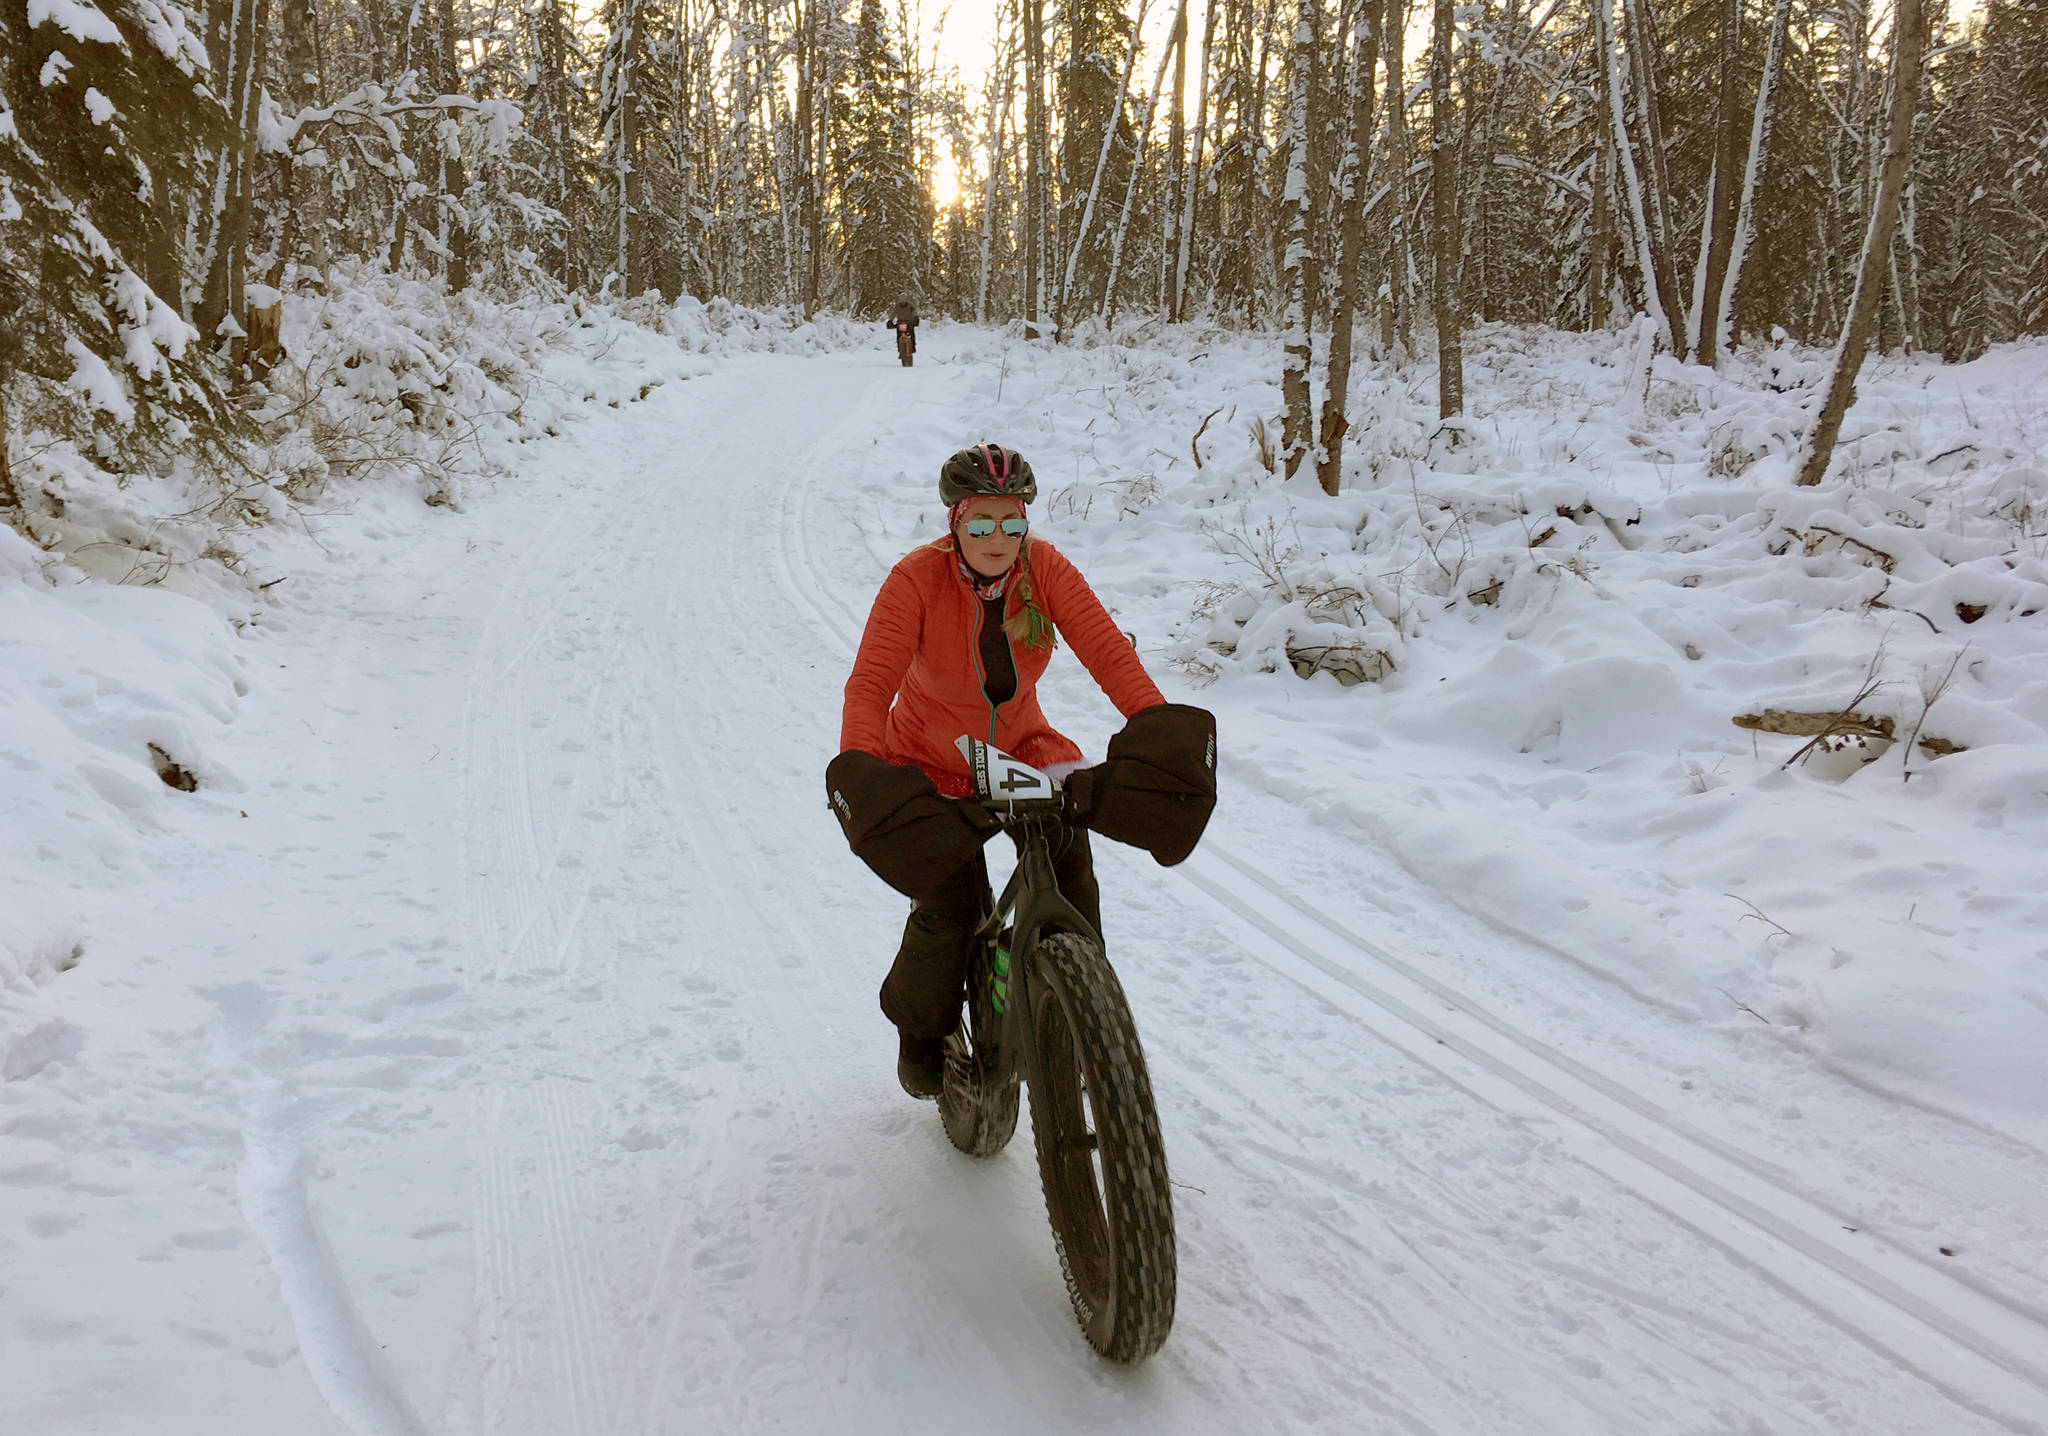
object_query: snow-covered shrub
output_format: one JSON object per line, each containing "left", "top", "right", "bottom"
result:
{"left": 661, "top": 296, "right": 873, "bottom": 356}
{"left": 2, "top": 267, "right": 721, "bottom": 598}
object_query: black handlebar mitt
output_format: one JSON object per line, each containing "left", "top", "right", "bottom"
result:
{"left": 826, "top": 751, "right": 1002, "bottom": 902}
{"left": 1067, "top": 703, "right": 1217, "bottom": 866}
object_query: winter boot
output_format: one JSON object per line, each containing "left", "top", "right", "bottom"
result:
{"left": 897, "top": 1032, "right": 946, "bottom": 1100}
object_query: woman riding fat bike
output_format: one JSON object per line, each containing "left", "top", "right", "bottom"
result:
{"left": 826, "top": 443, "right": 1213, "bottom": 1097}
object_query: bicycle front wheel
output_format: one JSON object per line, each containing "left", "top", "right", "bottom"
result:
{"left": 1025, "top": 930, "right": 1176, "bottom": 1362}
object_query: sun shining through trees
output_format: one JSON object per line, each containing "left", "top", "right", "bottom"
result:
{"left": 1, "top": 0, "right": 2041, "bottom": 409}
{"left": 931, "top": 153, "right": 962, "bottom": 210}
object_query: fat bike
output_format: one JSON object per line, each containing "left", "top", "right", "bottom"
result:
{"left": 938, "top": 737, "right": 1176, "bottom": 1363}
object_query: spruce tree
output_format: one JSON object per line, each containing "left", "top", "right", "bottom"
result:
{"left": 0, "top": 0, "right": 244, "bottom": 474}
{"left": 839, "top": 0, "right": 922, "bottom": 314}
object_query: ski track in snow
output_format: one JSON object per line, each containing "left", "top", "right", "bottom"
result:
{"left": 10, "top": 341, "right": 2048, "bottom": 1434}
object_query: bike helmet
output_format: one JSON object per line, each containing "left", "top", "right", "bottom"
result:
{"left": 939, "top": 443, "right": 1037, "bottom": 506}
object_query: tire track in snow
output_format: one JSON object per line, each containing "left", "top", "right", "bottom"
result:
{"left": 765, "top": 373, "right": 2048, "bottom": 1434}
{"left": 533, "top": 1076, "right": 614, "bottom": 1436}
{"left": 611, "top": 362, "right": 919, "bottom": 1425}
{"left": 1169, "top": 847, "right": 2048, "bottom": 1433}
{"left": 452, "top": 416, "right": 688, "bottom": 1430}
{"left": 449, "top": 359, "right": 906, "bottom": 1432}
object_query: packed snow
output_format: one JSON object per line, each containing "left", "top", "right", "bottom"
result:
{"left": 4, "top": 292, "right": 2046, "bottom": 1434}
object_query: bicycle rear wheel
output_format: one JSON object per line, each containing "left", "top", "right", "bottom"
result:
{"left": 1025, "top": 930, "right": 1176, "bottom": 1362}
{"left": 940, "top": 939, "right": 1020, "bottom": 1157}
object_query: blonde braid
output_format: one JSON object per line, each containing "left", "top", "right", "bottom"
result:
{"left": 1002, "top": 539, "right": 1058, "bottom": 650}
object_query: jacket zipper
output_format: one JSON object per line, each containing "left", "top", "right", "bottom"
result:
{"left": 965, "top": 573, "right": 1014, "bottom": 747}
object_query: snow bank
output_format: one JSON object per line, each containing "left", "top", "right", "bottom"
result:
{"left": 0, "top": 521, "right": 239, "bottom": 1008}
{"left": 658, "top": 294, "right": 876, "bottom": 356}
{"left": 3, "top": 273, "right": 880, "bottom": 609}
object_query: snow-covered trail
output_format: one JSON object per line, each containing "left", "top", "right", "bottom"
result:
{"left": 9, "top": 346, "right": 2047, "bottom": 1435}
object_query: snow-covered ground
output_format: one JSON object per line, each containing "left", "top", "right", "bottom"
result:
{"left": 4, "top": 311, "right": 2046, "bottom": 1434}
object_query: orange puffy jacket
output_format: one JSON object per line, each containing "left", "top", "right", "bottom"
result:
{"left": 842, "top": 538, "right": 1165, "bottom": 796}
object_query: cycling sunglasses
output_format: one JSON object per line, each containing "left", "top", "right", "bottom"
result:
{"left": 963, "top": 516, "right": 1030, "bottom": 539}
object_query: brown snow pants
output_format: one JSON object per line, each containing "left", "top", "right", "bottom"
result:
{"left": 879, "top": 826, "right": 1101, "bottom": 1039}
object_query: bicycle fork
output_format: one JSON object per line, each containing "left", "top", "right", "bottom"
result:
{"left": 975, "top": 822, "right": 1101, "bottom": 1085}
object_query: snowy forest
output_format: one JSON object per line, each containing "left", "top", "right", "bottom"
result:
{"left": 8, "top": 1, "right": 2048, "bottom": 1431}
{"left": 4, "top": 0, "right": 2046, "bottom": 502}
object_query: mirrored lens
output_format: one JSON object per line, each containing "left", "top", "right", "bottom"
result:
{"left": 964, "top": 517, "right": 1029, "bottom": 539}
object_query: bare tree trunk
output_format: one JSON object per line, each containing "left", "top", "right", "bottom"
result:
{"left": 196, "top": 0, "right": 269, "bottom": 347}
{"left": 1690, "top": 0, "right": 1743, "bottom": 361}
{"left": 1891, "top": 179, "right": 1924, "bottom": 350}
{"left": 1160, "top": 0, "right": 1188, "bottom": 313}
{"left": 1715, "top": 0, "right": 1791, "bottom": 355}
{"left": 1025, "top": 0, "right": 1051, "bottom": 335}
{"left": 1173, "top": 0, "right": 1217, "bottom": 321}
{"left": 1428, "top": 0, "right": 1462, "bottom": 417}
{"left": 1279, "top": 0, "right": 1317, "bottom": 477}
{"left": 1588, "top": 61, "right": 1614, "bottom": 332}
{"left": 1063, "top": 0, "right": 1150, "bottom": 336}
{"left": 1621, "top": 0, "right": 1686, "bottom": 356}
{"left": 0, "top": 371, "right": 20, "bottom": 514}
{"left": 1601, "top": 0, "right": 1671, "bottom": 350}
{"left": 1105, "top": 14, "right": 1178, "bottom": 325}
{"left": 1798, "top": 0, "right": 1926, "bottom": 486}
{"left": 807, "top": 0, "right": 827, "bottom": 313}
{"left": 1381, "top": 0, "right": 1414, "bottom": 355}
{"left": 794, "top": 0, "right": 814, "bottom": 313}
{"left": 621, "top": 2, "right": 648, "bottom": 295}
{"left": 439, "top": 0, "right": 472, "bottom": 292}
{"left": 977, "top": 16, "right": 1017, "bottom": 324}
{"left": 272, "top": 0, "right": 321, "bottom": 287}
{"left": 386, "top": 2, "right": 421, "bottom": 274}
{"left": 765, "top": 11, "right": 802, "bottom": 307}
{"left": 1316, "top": 0, "right": 1380, "bottom": 496}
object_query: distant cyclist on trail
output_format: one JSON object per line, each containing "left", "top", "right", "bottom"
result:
{"left": 826, "top": 444, "right": 1215, "bottom": 1098}
{"left": 885, "top": 294, "right": 918, "bottom": 362}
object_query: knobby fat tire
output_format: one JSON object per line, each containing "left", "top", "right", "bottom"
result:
{"left": 1026, "top": 930, "right": 1176, "bottom": 1363}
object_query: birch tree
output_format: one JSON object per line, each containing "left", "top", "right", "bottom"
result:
{"left": 1687, "top": 0, "right": 1745, "bottom": 362}
{"left": 1714, "top": 0, "right": 1793, "bottom": 356}
{"left": 1278, "top": 0, "right": 1316, "bottom": 476}
{"left": 598, "top": 0, "right": 650, "bottom": 296}
{"left": 1799, "top": 0, "right": 1928, "bottom": 485}
{"left": 1023, "top": 0, "right": 1051, "bottom": 332}
{"left": 1103, "top": 6, "right": 1177, "bottom": 325}
{"left": 1062, "top": 0, "right": 1148, "bottom": 332}
{"left": 1171, "top": 0, "right": 1216, "bottom": 320}
{"left": 1316, "top": 0, "right": 1379, "bottom": 495}
{"left": 194, "top": 0, "right": 269, "bottom": 353}
{"left": 1381, "top": 0, "right": 1415, "bottom": 354}
{"left": 1429, "top": 0, "right": 1463, "bottom": 416}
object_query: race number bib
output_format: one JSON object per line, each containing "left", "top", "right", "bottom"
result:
{"left": 955, "top": 736, "right": 1054, "bottom": 804}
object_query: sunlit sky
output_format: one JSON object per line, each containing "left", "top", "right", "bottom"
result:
{"left": 921, "top": 0, "right": 1197, "bottom": 205}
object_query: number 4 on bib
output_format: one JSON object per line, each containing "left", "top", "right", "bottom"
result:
{"left": 954, "top": 735, "right": 1054, "bottom": 805}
